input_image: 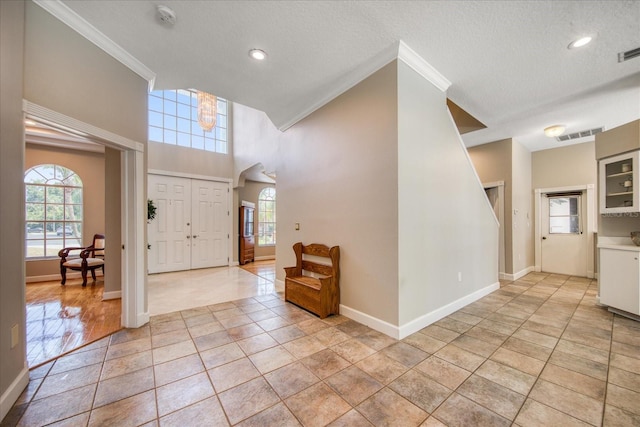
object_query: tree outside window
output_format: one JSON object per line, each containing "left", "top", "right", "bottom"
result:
{"left": 258, "top": 187, "right": 276, "bottom": 246}
{"left": 25, "top": 164, "right": 83, "bottom": 258}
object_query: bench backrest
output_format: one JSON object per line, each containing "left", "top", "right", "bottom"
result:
{"left": 292, "top": 242, "right": 340, "bottom": 282}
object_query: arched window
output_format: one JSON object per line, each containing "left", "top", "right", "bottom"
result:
{"left": 258, "top": 187, "right": 276, "bottom": 246}
{"left": 25, "top": 165, "right": 83, "bottom": 258}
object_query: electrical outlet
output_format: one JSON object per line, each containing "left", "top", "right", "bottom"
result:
{"left": 11, "top": 324, "right": 18, "bottom": 349}
{"left": 295, "top": 223, "right": 300, "bottom": 231}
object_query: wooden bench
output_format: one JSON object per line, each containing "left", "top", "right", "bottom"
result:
{"left": 284, "top": 242, "right": 340, "bottom": 319}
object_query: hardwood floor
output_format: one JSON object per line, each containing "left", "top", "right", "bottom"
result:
{"left": 26, "top": 261, "right": 278, "bottom": 368}
{"left": 26, "top": 278, "right": 121, "bottom": 368}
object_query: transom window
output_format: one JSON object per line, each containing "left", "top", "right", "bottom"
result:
{"left": 25, "top": 165, "right": 83, "bottom": 258}
{"left": 148, "top": 89, "right": 228, "bottom": 153}
{"left": 548, "top": 195, "right": 580, "bottom": 234}
{"left": 258, "top": 187, "right": 276, "bottom": 246}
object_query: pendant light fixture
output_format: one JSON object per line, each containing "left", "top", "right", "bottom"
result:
{"left": 197, "top": 91, "right": 217, "bottom": 132}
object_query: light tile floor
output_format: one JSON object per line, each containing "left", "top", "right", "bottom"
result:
{"left": 5, "top": 272, "right": 640, "bottom": 426}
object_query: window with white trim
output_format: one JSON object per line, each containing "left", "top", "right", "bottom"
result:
{"left": 548, "top": 195, "right": 581, "bottom": 234}
{"left": 25, "top": 164, "right": 83, "bottom": 258}
{"left": 148, "top": 89, "right": 228, "bottom": 153}
{"left": 258, "top": 187, "right": 276, "bottom": 246}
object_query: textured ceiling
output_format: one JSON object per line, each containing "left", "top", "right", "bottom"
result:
{"left": 54, "top": 0, "right": 640, "bottom": 151}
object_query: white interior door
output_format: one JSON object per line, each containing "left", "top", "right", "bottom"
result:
{"left": 541, "top": 193, "right": 588, "bottom": 276}
{"left": 148, "top": 175, "right": 192, "bottom": 273}
{"left": 191, "top": 180, "right": 229, "bottom": 268}
{"left": 148, "top": 174, "right": 229, "bottom": 273}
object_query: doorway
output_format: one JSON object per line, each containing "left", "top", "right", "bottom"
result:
{"left": 535, "top": 185, "right": 596, "bottom": 278}
{"left": 148, "top": 173, "right": 231, "bottom": 273}
{"left": 484, "top": 181, "right": 505, "bottom": 278}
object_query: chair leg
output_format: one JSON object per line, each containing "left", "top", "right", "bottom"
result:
{"left": 90, "top": 267, "right": 97, "bottom": 282}
{"left": 81, "top": 268, "right": 88, "bottom": 287}
{"left": 60, "top": 265, "right": 67, "bottom": 285}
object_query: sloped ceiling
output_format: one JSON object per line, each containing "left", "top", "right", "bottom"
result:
{"left": 42, "top": 0, "right": 640, "bottom": 151}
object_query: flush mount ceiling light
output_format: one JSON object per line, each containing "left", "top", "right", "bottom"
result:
{"left": 544, "top": 125, "right": 566, "bottom": 138}
{"left": 568, "top": 35, "right": 593, "bottom": 49}
{"left": 249, "top": 49, "right": 267, "bottom": 61}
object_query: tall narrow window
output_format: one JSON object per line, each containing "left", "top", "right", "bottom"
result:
{"left": 548, "top": 195, "right": 580, "bottom": 234}
{"left": 258, "top": 187, "right": 276, "bottom": 246}
{"left": 25, "top": 165, "right": 83, "bottom": 258}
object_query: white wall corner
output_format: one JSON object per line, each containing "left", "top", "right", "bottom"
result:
{"left": 0, "top": 366, "right": 29, "bottom": 422}
{"left": 398, "top": 281, "right": 500, "bottom": 339}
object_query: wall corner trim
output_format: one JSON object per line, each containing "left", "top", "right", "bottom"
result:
{"left": 102, "top": 290, "right": 122, "bottom": 301}
{"left": 32, "top": 0, "right": 156, "bottom": 91}
{"left": 397, "top": 41, "right": 451, "bottom": 92}
{"left": 0, "top": 366, "right": 29, "bottom": 421}
{"left": 339, "top": 305, "right": 401, "bottom": 339}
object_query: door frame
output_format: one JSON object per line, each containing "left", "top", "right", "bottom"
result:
{"left": 483, "top": 181, "right": 506, "bottom": 279}
{"left": 534, "top": 184, "right": 596, "bottom": 278}
{"left": 148, "top": 169, "right": 233, "bottom": 271}
{"left": 25, "top": 101, "right": 148, "bottom": 328}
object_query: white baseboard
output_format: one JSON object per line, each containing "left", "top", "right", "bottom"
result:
{"left": 0, "top": 366, "right": 29, "bottom": 422}
{"left": 230, "top": 261, "right": 240, "bottom": 267}
{"left": 339, "top": 305, "right": 401, "bottom": 339}
{"left": 27, "top": 271, "right": 104, "bottom": 283}
{"left": 398, "top": 281, "right": 500, "bottom": 339}
{"left": 501, "top": 266, "right": 534, "bottom": 281}
{"left": 254, "top": 255, "right": 276, "bottom": 261}
{"left": 102, "top": 290, "right": 122, "bottom": 300}
{"left": 340, "top": 281, "right": 500, "bottom": 340}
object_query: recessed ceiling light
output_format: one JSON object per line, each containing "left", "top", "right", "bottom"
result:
{"left": 249, "top": 49, "right": 267, "bottom": 61}
{"left": 544, "top": 125, "right": 566, "bottom": 138}
{"left": 568, "top": 36, "right": 593, "bottom": 49}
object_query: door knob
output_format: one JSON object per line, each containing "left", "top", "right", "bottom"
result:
{"left": 186, "top": 235, "right": 191, "bottom": 239}
{"left": 542, "top": 236, "right": 547, "bottom": 240}
{"left": 193, "top": 235, "right": 198, "bottom": 239}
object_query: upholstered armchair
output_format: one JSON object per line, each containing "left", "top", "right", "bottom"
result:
{"left": 58, "top": 234, "right": 105, "bottom": 286}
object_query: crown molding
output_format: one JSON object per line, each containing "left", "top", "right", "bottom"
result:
{"left": 397, "top": 41, "right": 451, "bottom": 93}
{"left": 33, "top": 0, "right": 156, "bottom": 91}
{"left": 275, "top": 40, "right": 450, "bottom": 131}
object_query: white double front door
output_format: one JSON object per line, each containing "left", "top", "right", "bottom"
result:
{"left": 148, "top": 174, "right": 229, "bottom": 273}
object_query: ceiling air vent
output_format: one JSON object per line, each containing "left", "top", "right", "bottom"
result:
{"left": 556, "top": 127, "right": 604, "bottom": 142}
{"left": 619, "top": 47, "right": 640, "bottom": 63}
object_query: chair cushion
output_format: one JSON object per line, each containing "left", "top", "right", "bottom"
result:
{"left": 63, "top": 258, "right": 105, "bottom": 268}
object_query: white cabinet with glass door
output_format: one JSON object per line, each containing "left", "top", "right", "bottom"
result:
{"left": 599, "top": 151, "right": 639, "bottom": 214}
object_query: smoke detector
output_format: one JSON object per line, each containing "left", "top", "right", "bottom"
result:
{"left": 156, "top": 5, "right": 176, "bottom": 26}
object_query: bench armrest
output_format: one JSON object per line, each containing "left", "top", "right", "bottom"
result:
{"left": 284, "top": 266, "right": 301, "bottom": 277}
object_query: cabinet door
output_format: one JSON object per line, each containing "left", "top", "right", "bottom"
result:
{"left": 600, "top": 248, "right": 640, "bottom": 315}
{"left": 599, "top": 151, "right": 639, "bottom": 214}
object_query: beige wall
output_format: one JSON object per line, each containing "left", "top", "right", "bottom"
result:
{"left": 236, "top": 181, "right": 276, "bottom": 261}
{"left": 468, "top": 139, "right": 514, "bottom": 273}
{"left": 0, "top": 0, "right": 27, "bottom": 417}
{"left": 147, "top": 141, "right": 234, "bottom": 180}
{"left": 397, "top": 61, "right": 498, "bottom": 325}
{"left": 104, "top": 147, "right": 122, "bottom": 295}
{"left": 1, "top": 1, "right": 148, "bottom": 414}
{"left": 24, "top": 144, "right": 106, "bottom": 279}
{"left": 532, "top": 141, "right": 596, "bottom": 189}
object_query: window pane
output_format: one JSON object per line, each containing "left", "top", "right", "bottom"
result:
{"left": 46, "top": 204, "right": 64, "bottom": 221}
{"left": 65, "top": 205, "right": 82, "bottom": 221}
{"left": 176, "top": 90, "right": 191, "bottom": 106}
{"left": 217, "top": 140, "right": 227, "bottom": 154}
{"left": 26, "top": 185, "right": 44, "bottom": 202}
{"left": 46, "top": 186, "right": 64, "bottom": 203}
{"left": 46, "top": 239, "right": 64, "bottom": 257}
{"left": 26, "top": 203, "right": 44, "bottom": 221}
{"left": 163, "top": 99, "right": 176, "bottom": 116}
{"left": 164, "top": 129, "right": 177, "bottom": 144}
{"left": 569, "top": 197, "right": 578, "bottom": 215}
{"left": 217, "top": 99, "right": 227, "bottom": 115}
{"left": 66, "top": 187, "right": 82, "bottom": 204}
{"left": 164, "top": 115, "right": 177, "bottom": 131}
{"left": 149, "top": 95, "right": 163, "bottom": 112}
{"left": 217, "top": 114, "right": 227, "bottom": 129}
{"left": 177, "top": 132, "right": 191, "bottom": 147}
{"left": 204, "top": 138, "right": 214, "bottom": 152}
{"left": 149, "top": 111, "right": 163, "bottom": 127}
{"left": 26, "top": 239, "right": 45, "bottom": 258}
{"left": 177, "top": 118, "right": 191, "bottom": 133}
{"left": 549, "top": 198, "right": 569, "bottom": 216}
{"left": 163, "top": 90, "right": 176, "bottom": 101}
{"left": 149, "top": 126, "right": 163, "bottom": 142}
{"left": 177, "top": 103, "right": 191, "bottom": 119}
{"left": 192, "top": 135, "right": 204, "bottom": 150}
